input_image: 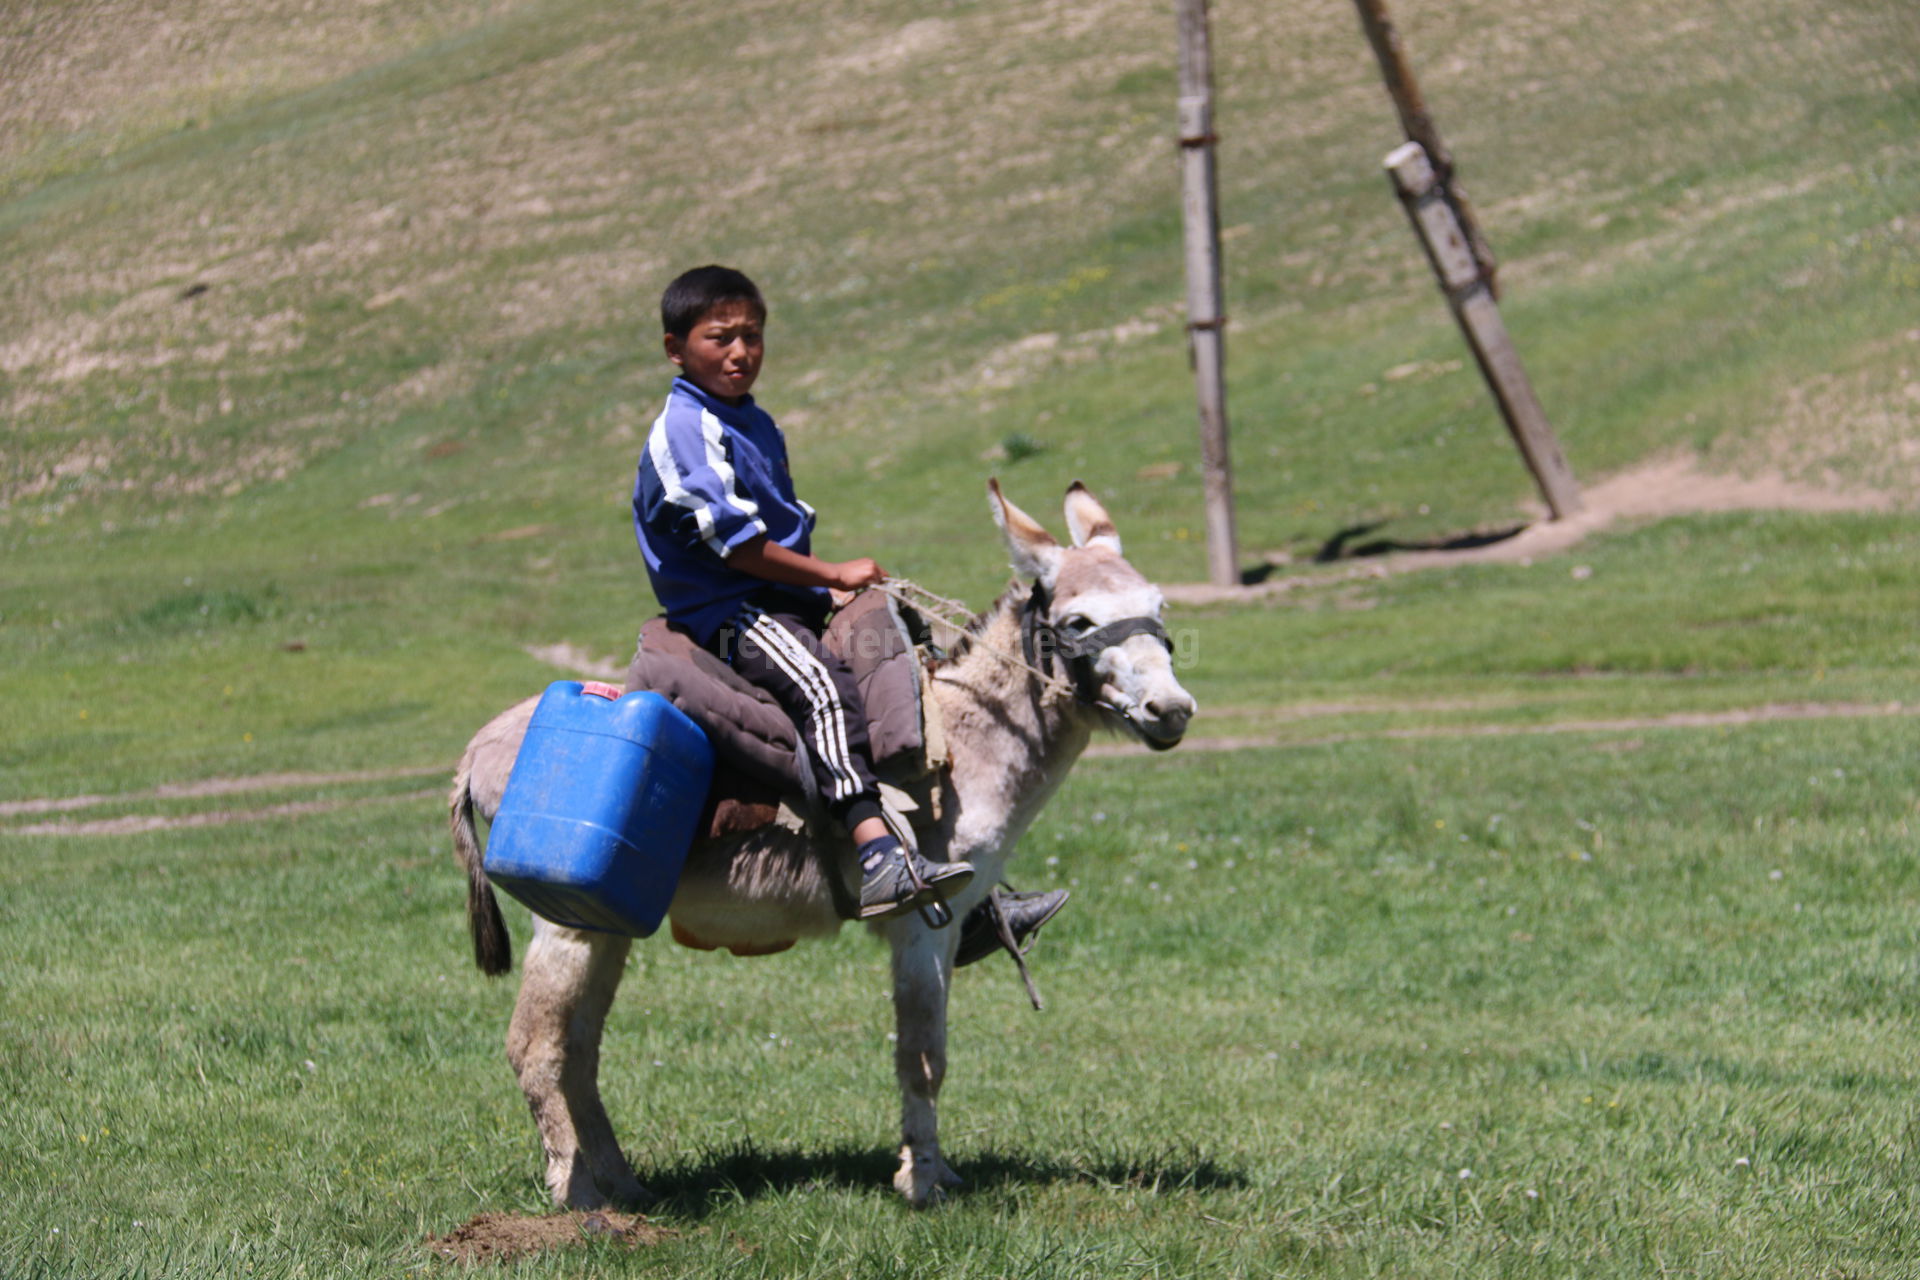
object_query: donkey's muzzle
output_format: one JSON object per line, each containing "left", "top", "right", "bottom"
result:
{"left": 1132, "top": 695, "right": 1193, "bottom": 750}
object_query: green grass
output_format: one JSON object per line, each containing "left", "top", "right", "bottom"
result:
{"left": 3, "top": 0, "right": 1920, "bottom": 1273}
{"left": 5, "top": 712, "right": 1918, "bottom": 1276}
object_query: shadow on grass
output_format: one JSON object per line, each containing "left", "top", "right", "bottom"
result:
{"left": 1311, "top": 520, "right": 1528, "bottom": 564}
{"left": 643, "top": 1137, "right": 1248, "bottom": 1215}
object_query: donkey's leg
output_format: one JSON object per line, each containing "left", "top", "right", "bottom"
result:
{"left": 887, "top": 921, "right": 965, "bottom": 1206}
{"left": 506, "top": 916, "right": 653, "bottom": 1210}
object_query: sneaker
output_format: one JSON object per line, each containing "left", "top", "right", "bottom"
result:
{"left": 954, "top": 887, "right": 1070, "bottom": 968}
{"left": 859, "top": 845, "right": 975, "bottom": 921}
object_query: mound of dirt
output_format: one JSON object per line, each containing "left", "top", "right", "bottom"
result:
{"left": 427, "top": 1211, "right": 672, "bottom": 1265}
{"left": 1165, "top": 455, "right": 1897, "bottom": 604}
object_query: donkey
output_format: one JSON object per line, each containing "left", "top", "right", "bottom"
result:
{"left": 448, "top": 480, "right": 1196, "bottom": 1207}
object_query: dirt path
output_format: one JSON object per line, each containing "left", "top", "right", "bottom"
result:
{"left": 1087, "top": 698, "right": 1917, "bottom": 758}
{"left": 0, "top": 766, "right": 447, "bottom": 818}
{"left": 5, "top": 699, "right": 1909, "bottom": 835}
{"left": 5, "top": 788, "right": 442, "bottom": 837}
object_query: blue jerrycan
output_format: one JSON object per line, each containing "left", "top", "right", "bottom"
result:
{"left": 483, "top": 680, "right": 715, "bottom": 937}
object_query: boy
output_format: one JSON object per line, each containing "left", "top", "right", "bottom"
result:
{"left": 632, "top": 265, "right": 973, "bottom": 921}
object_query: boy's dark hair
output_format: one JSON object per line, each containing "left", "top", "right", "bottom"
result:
{"left": 661, "top": 265, "right": 767, "bottom": 339}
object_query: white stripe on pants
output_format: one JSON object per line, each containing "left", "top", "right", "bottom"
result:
{"left": 735, "top": 608, "right": 868, "bottom": 805}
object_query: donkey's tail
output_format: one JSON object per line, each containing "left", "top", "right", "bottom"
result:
{"left": 449, "top": 760, "right": 512, "bottom": 977}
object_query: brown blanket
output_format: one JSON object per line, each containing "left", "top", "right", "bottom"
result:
{"left": 621, "top": 590, "right": 931, "bottom": 806}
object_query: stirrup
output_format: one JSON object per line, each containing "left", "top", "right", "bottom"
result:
{"left": 954, "top": 886, "right": 1069, "bottom": 1010}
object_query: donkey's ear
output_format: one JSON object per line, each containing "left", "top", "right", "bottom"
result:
{"left": 988, "top": 478, "right": 1062, "bottom": 581}
{"left": 1062, "top": 481, "right": 1122, "bottom": 554}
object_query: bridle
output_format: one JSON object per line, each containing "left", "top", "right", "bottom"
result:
{"left": 1018, "top": 579, "right": 1174, "bottom": 709}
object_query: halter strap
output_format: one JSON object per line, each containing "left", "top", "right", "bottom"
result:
{"left": 1020, "top": 580, "right": 1172, "bottom": 706}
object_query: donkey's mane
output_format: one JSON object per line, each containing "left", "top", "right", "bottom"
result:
{"left": 927, "top": 580, "right": 1027, "bottom": 672}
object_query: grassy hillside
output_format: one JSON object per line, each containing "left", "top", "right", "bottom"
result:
{"left": 2, "top": 0, "right": 1918, "bottom": 1274}
{"left": 4, "top": 0, "right": 1916, "bottom": 800}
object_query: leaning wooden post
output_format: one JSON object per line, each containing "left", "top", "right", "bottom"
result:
{"left": 1176, "top": 0, "right": 1240, "bottom": 587}
{"left": 1352, "top": 0, "right": 1499, "bottom": 296}
{"left": 1387, "top": 142, "right": 1581, "bottom": 519}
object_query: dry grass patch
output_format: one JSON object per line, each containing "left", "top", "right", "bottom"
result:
{"left": 0, "top": 0, "right": 522, "bottom": 185}
{"left": 1730, "top": 328, "right": 1920, "bottom": 505}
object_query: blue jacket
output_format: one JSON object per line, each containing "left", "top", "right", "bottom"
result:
{"left": 632, "top": 378, "right": 827, "bottom": 644}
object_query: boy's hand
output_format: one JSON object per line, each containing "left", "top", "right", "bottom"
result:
{"left": 730, "top": 536, "right": 885, "bottom": 594}
{"left": 829, "top": 558, "right": 886, "bottom": 590}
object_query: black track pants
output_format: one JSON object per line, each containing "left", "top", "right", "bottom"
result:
{"left": 720, "top": 605, "right": 883, "bottom": 828}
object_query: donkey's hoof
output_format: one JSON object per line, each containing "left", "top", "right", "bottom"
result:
{"left": 893, "top": 1149, "right": 963, "bottom": 1207}
{"left": 554, "top": 1182, "right": 657, "bottom": 1213}
{"left": 554, "top": 1185, "right": 609, "bottom": 1212}
{"left": 606, "top": 1175, "right": 660, "bottom": 1212}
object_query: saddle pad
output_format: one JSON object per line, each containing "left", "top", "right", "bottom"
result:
{"left": 621, "top": 589, "right": 931, "bottom": 800}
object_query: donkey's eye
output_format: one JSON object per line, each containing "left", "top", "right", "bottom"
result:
{"left": 1058, "top": 615, "right": 1095, "bottom": 635}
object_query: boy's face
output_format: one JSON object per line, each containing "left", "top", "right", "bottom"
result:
{"left": 664, "top": 300, "right": 764, "bottom": 404}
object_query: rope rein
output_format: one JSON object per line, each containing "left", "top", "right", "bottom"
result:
{"left": 872, "top": 578, "right": 1075, "bottom": 698}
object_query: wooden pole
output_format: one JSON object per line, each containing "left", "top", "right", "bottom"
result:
{"left": 1352, "top": 0, "right": 1499, "bottom": 296}
{"left": 1176, "top": 0, "right": 1239, "bottom": 588}
{"left": 1387, "top": 142, "right": 1581, "bottom": 519}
